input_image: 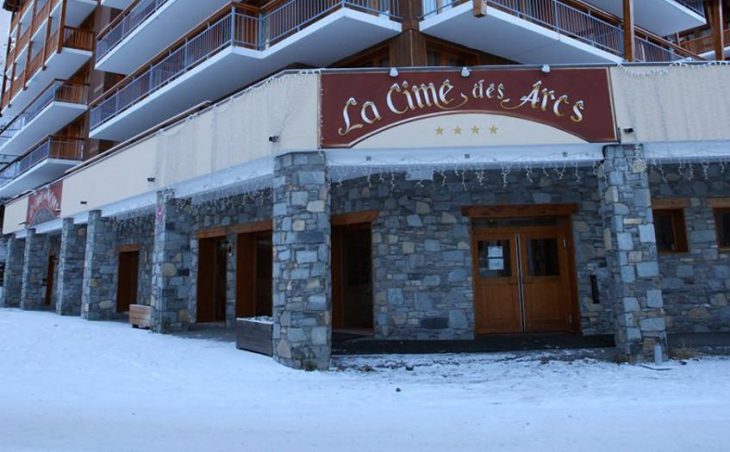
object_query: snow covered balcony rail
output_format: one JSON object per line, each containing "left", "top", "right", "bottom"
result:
{"left": 0, "top": 136, "right": 84, "bottom": 197}
{"left": 420, "top": 0, "right": 700, "bottom": 63}
{"left": 90, "top": 1, "right": 401, "bottom": 138}
{"left": 0, "top": 80, "right": 88, "bottom": 156}
{"left": 91, "top": 7, "right": 258, "bottom": 131}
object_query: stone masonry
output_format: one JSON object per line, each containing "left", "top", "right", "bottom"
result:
{"left": 1, "top": 236, "right": 25, "bottom": 308}
{"left": 20, "top": 229, "right": 50, "bottom": 310}
{"left": 56, "top": 218, "right": 87, "bottom": 316}
{"left": 151, "top": 190, "right": 194, "bottom": 333}
{"left": 649, "top": 163, "right": 730, "bottom": 332}
{"left": 272, "top": 152, "right": 331, "bottom": 370}
{"left": 81, "top": 210, "right": 118, "bottom": 320}
{"left": 600, "top": 145, "right": 667, "bottom": 360}
{"left": 330, "top": 166, "right": 610, "bottom": 339}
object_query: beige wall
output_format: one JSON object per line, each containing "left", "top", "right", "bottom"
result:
{"left": 610, "top": 65, "right": 730, "bottom": 143}
{"left": 2, "top": 196, "right": 28, "bottom": 234}
{"left": 44, "top": 73, "right": 318, "bottom": 224}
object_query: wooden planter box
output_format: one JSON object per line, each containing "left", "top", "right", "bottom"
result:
{"left": 236, "top": 318, "right": 273, "bottom": 356}
{"left": 129, "top": 304, "right": 152, "bottom": 329}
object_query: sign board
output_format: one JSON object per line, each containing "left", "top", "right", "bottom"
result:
{"left": 26, "top": 181, "right": 63, "bottom": 227}
{"left": 321, "top": 68, "right": 617, "bottom": 147}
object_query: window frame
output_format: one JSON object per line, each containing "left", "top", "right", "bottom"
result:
{"left": 713, "top": 207, "right": 730, "bottom": 252}
{"left": 652, "top": 207, "right": 689, "bottom": 254}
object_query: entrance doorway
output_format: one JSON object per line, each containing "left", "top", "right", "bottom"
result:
{"left": 116, "top": 250, "right": 140, "bottom": 313}
{"left": 197, "top": 236, "right": 228, "bottom": 323}
{"left": 236, "top": 230, "right": 273, "bottom": 318}
{"left": 44, "top": 255, "right": 57, "bottom": 307}
{"left": 471, "top": 215, "right": 577, "bottom": 334}
{"left": 332, "top": 222, "right": 374, "bottom": 331}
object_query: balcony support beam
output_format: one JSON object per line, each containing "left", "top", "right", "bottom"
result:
{"left": 623, "top": 0, "right": 635, "bottom": 62}
{"left": 706, "top": 0, "right": 725, "bottom": 60}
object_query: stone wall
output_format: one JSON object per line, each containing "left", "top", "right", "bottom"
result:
{"left": 273, "top": 153, "right": 331, "bottom": 370}
{"left": 82, "top": 211, "right": 118, "bottom": 320}
{"left": 20, "top": 229, "right": 50, "bottom": 310}
{"left": 1, "top": 236, "right": 25, "bottom": 308}
{"left": 649, "top": 163, "right": 730, "bottom": 333}
{"left": 330, "top": 166, "right": 612, "bottom": 339}
{"left": 56, "top": 219, "right": 87, "bottom": 316}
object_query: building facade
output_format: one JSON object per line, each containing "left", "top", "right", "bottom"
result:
{"left": 0, "top": 0, "right": 729, "bottom": 370}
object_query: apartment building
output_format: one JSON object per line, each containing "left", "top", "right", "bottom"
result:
{"left": 0, "top": 0, "right": 729, "bottom": 370}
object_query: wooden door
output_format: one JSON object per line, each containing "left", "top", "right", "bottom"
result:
{"left": 116, "top": 251, "right": 139, "bottom": 313}
{"left": 472, "top": 230, "right": 521, "bottom": 334}
{"left": 236, "top": 231, "right": 272, "bottom": 318}
{"left": 519, "top": 227, "right": 572, "bottom": 333}
{"left": 197, "top": 237, "right": 227, "bottom": 323}
{"left": 44, "top": 255, "right": 56, "bottom": 307}
{"left": 332, "top": 223, "right": 373, "bottom": 330}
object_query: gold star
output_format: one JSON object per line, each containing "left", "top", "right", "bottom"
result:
{"left": 489, "top": 125, "right": 499, "bottom": 134}
{"left": 435, "top": 127, "right": 444, "bottom": 135}
{"left": 471, "top": 126, "right": 480, "bottom": 135}
{"left": 454, "top": 126, "right": 463, "bottom": 135}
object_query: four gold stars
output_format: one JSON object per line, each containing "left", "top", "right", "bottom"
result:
{"left": 434, "top": 125, "right": 499, "bottom": 136}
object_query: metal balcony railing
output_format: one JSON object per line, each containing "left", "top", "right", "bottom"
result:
{"left": 90, "top": 1, "right": 400, "bottom": 129}
{"left": 0, "top": 80, "right": 88, "bottom": 148}
{"left": 0, "top": 136, "right": 84, "bottom": 187}
{"left": 421, "top": 0, "right": 698, "bottom": 62}
{"left": 96, "top": 0, "right": 400, "bottom": 61}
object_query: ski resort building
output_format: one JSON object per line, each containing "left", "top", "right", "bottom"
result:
{"left": 0, "top": 0, "right": 729, "bottom": 370}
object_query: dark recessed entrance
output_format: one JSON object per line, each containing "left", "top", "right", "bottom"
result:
{"left": 116, "top": 250, "right": 140, "bottom": 313}
{"left": 197, "top": 236, "right": 228, "bottom": 323}
{"left": 468, "top": 208, "right": 579, "bottom": 335}
{"left": 44, "top": 255, "right": 57, "bottom": 307}
{"left": 332, "top": 221, "right": 374, "bottom": 332}
{"left": 236, "top": 230, "right": 273, "bottom": 318}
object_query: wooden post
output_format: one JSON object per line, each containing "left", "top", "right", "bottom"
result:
{"left": 473, "top": 0, "right": 487, "bottom": 17}
{"left": 623, "top": 0, "right": 635, "bottom": 62}
{"left": 712, "top": 0, "right": 725, "bottom": 60}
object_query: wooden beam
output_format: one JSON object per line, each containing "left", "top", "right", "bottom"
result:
{"left": 652, "top": 198, "right": 690, "bottom": 210}
{"left": 623, "top": 0, "right": 635, "bottom": 62}
{"left": 230, "top": 219, "right": 273, "bottom": 235}
{"left": 708, "top": 197, "right": 730, "bottom": 208}
{"left": 472, "top": 0, "right": 487, "bottom": 17}
{"left": 461, "top": 204, "right": 579, "bottom": 219}
{"left": 118, "top": 243, "right": 142, "bottom": 253}
{"left": 713, "top": 0, "right": 725, "bottom": 60}
{"left": 331, "top": 210, "right": 379, "bottom": 226}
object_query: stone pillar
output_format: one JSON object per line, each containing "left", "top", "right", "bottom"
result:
{"left": 151, "top": 190, "right": 194, "bottom": 333}
{"left": 20, "top": 229, "right": 50, "bottom": 310}
{"left": 1, "top": 235, "right": 25, "bottom": 308}
{"left": 600, "top": 145, "right": 667, "bottom": 361}
{"left": 225, "top": 232, "right": 237, "bottom": 328}
{"left": 272, "top": 152, "right": 331, "bottom": 370}
{"left": 56, "top": 218, "right": 87, "bottom": 316}
{"left": 81, "top": 211, "right": 118, "bottom": 320}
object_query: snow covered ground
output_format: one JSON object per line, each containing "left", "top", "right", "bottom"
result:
{"left": 0, "top": 309, "right": 729, "bottom": 452}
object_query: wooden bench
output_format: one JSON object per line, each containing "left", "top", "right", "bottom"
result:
{"left": 236, "top": 318, "right": 273, "bottom": 356}
{"left": 129, "top": 304, "right": 152, "bottom": 329}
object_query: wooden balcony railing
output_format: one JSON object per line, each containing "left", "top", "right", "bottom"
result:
{"left": 422, "top": 0, "right": 700, "bottom": 62}
{"left": 31, "top": 0, "right": 51, "bottom": 35}
{"left": 680, "top": 27, "right": 730, "bottom": 55}
{"left": 62, "top": 26, "right": 94, "bottom": 51}
{"left": 16, "top": 25, "right": 31, "bottom": 55}
{"left": 90, "top": 0, "right": 400, "bottom": 129}
{"left": 25, "top": 47, "right": 44, "bottom": 80}
{"left": 9, "top": 0, "right": 34, "bottom": 37}
{"left": 0, "top": 136, "right": 84, "bottom": 187}
{"left": 0, "top": 80, "right": 88, "bottom": 149}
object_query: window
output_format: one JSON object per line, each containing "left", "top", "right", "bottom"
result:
{"left": 714, "top": 208, "right": 730, "bottom": 250}
{"left": 653, "top": 209, "right": 688, "bottom": 253}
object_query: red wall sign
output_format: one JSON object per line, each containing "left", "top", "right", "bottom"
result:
{"left": 26, "top": 181, "right": 63, "bottom": 227}
{"left": 321, "top": 67, "right": 617, "bottom": 147}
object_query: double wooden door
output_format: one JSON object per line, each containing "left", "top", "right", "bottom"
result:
{"left": 473, "top": 223, "right": 575, "bottom": 334}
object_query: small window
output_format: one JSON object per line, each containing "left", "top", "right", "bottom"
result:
{"left": 714, "top": 208, "right": 730, "bottom": 250}
{"left": 653, "top": 209, "right": 688, "bottom": 253}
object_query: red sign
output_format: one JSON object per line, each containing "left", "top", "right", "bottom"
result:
{"left": 27, "top": 181, "right": 63, "bottom": 227}
{"left": 321, "top": 67, "right": 617, "bottom": 147}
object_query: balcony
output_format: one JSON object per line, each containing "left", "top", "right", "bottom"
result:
{"left": 2, "top": 26, "right": 93, "bottom": 119}
{"left": 90, "top": 1, "right": 400, "bottom": 141}
{"left": 100, "top": 0, "right": 134, "bottom": 10}
{"left": 0, "top": 136, "right": 83, "bottom": 198}
{"left": 95, "top": 0, "right": 234, "bottom": 75}
{"left": 679, "top": 27, "right": 730, "bottom": 59}
{"left": 419, "top": 0, "right": 699, "bottom": 64}
{"left": 0, "top": 80, "right": 88, "bottom": 157}
{"left": 582, "top": 0, "right": 706, "bottom": 37}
